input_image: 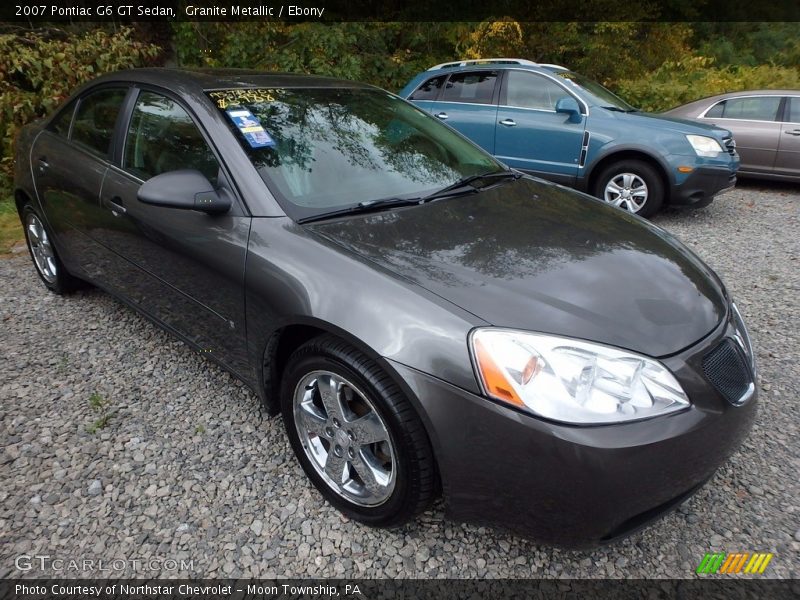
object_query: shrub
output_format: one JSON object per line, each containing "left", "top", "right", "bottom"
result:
{"left": 0, "top": 27, "right": 160, "bottom": 186}
{"left": 615, "top": 57, "right": 800, "bottom": 112}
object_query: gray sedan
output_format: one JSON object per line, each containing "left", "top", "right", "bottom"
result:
{"left": 665, "top": 90, "right": 799, "bottom": 182}
{"left": 13, "top": 68, "right": 757, "bottom": 547}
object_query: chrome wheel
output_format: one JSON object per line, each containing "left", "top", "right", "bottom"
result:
{"left": 25, "top": 213, "right": 57, "bottom": 283}
{"left": 293, "top": 370, "right": 396, "bottom": 507}
{"left": 603, "top": 172, "right": 648, "bottom": 213}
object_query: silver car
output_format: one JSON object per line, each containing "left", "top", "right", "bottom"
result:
{"left": 665, "top": 90, "right": 799, "bottom": 182}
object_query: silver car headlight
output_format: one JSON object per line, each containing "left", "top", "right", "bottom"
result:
{"left": 470, "top": 328, "right": 690, "bottom": 424}
{"left": 686, "top": 134, "right": 724, "bottom": 158}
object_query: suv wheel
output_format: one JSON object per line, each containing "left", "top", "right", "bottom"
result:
{"left": 280, "top": 334, "right": 437, "bottom": 527}
{"left": 593, "top": 160, "right": 664, "bottom": 217}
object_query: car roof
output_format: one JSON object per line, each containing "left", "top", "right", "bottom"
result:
{"left": 89, "top": 68, "right": 374, "bottom": 92}
{"left": 698, "top": 89, "right": 800, "bottom": 102}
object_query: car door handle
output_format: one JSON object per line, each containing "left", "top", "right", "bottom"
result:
{"left": 37, "top": 157, "right": 49, "bottom": 172}
{"left": 785, "top": 129, "right": 800, "bottom": 136}
{"left": 103, "top": 196, "right": 127, "bottom": 216}
{"left": 435, "top": 112, "right": 448, "bottom": 120}
{"left": 499, "top": 118, "right": 517, "bottom": 127}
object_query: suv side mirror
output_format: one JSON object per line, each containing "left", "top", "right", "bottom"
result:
{"left": 555, "top": 97, "right": 583, "bottom": 122}
{"left": 137, "top": 169, "right": 231, "bottom": 214}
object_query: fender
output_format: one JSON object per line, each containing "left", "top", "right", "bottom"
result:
{"left": 579, "top": 141, "right": 677, "bottom": 192}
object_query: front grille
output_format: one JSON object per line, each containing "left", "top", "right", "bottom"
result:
{"left": 722, "top": 137, "right": 737, "bottom": 155}
{"left": 702, "top": 338, "right": 753, "bottom": 405}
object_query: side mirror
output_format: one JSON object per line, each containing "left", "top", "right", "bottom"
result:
{"left": 555, "top": 97, "right": 583, "bottom": 122}
{"left": 137, "top": 169, "right": 231, "bottom": 214}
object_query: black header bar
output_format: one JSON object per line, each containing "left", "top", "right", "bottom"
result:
{"left": 3, "top": 0, "right": 800, "bottom": 22}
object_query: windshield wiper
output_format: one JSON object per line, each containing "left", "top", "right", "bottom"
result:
{"left": 603, "top": 106, "right": 637, "bottom": 113}
{"left": 418, "top": 169, "right": 521, "bottom": 203}
{"left": 297, "top": 196, "right": 422, "bottom": 224}
{"left": 297, "top": 169, "right": 521, "bottom": 224}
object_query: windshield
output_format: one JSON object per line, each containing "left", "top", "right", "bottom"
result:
{"left": 555, "top": 71, "right": 637, "bottom": 112}
{"left": 207, "top": 87, "right": 502, "bottom": 220}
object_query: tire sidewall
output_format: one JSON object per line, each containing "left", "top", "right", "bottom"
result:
{"left": 594, "top": 160, "right": 664, "bottom": 218}
{"left": 22, "top": 205, "right": 67, "bottom": 293}
{"left": 280, "top": 351, "right": 413, "bottom": 525}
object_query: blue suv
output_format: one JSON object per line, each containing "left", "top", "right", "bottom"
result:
{"left": 399, "top": 59, "right": 740, "bottom": 217}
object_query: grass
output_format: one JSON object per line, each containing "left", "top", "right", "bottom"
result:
{"left": 0, "top": 200, "right": 23, "bottom": 256}
{"left": 86, "top": 414, "right": 112, "bottom": 434}
{"left": 86, "top": 392, "right": 114, "bottom": 433}
{"left": 89, "top": 392, "right": 110, "bottom": 412}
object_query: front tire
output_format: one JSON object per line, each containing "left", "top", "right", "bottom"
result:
{"left": 21, "top": 205, "right": 82, "bottom": 294}
{"left": 280, "top": 334, "right": 437, "bottom": 527}
{"left": 593, "top": 160, "right": 665, "bottom": 218}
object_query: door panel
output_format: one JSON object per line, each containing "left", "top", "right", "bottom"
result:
{"left": 702, "top": 96, "right": 782, "bottom": 174}
{"left": 429, "top": 70, "right": 499, "bottom": 153}
{"left": 92, "top": 89, "right": 252, "bottom": 378}
{"left": 30, "top": 87, "right": 129, "bottom": 277}
{"left": 775, "top": 98, "right": 800, "bottom": 177}
{"left": 494, "top": 71, "right": 584, "bottom": 182}
{"left": 31, "top": 131, "right": 108, "bottom": 278}
{"left": 98, "top": 168, "right": 251, "bottom": 376}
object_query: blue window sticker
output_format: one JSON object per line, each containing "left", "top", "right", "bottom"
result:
{"left": 226, "top": 109, "right": 275, "bottom": 148}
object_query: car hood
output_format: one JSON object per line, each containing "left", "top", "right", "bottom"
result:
{"left": 617, "top": 110, "right": 732, "bottom": 140}
{"left": 307, "top": 178, "right": 727, "bottom": 358}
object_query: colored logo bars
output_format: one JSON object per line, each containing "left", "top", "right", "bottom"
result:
{"left": 696, "top": 552, "right": 774, "bottom": 574}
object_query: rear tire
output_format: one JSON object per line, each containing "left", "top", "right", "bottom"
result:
{"left": 280, "top": 334, "right": 437, "bottom": 527}
{"left": 21, "top": 204, "right": 82, "bottom": 294}
{"left": 593, "top": 160, "right": 664, "bottom": 218}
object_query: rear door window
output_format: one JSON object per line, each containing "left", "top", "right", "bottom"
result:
{"left": 786, "top": 97, "right": 800, "bottom": 123}
{"left": 71, "top": 88, "right": 128, "bottom": 157}
{"left": 441, "top": 71, "right": 498, "bottom": 104}
{"left": 49, "top": 99, "right": 77, "bottom": 137}
{"left": 709, "top": 97, "right": 782, "bottom": 122}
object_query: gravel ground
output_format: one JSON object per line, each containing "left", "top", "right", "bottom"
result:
{"left": 1, "top": 181, "right": 798, "bottom": 579}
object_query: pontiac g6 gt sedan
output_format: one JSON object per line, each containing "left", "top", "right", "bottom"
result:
{"left": 14, "top": 69, "right": 757, "bottom": 546}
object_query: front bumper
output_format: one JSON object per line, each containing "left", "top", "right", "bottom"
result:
{"left": 391, "top": 317, "right": 757, "bottom": 548}
{"left": 670, "top": 165, "right": 737, "bottom": 208}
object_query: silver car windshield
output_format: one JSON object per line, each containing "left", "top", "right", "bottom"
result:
{"left": 207, "top": 87, "right": 502, "bottom": 219}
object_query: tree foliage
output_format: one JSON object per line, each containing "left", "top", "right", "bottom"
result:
{"left": 617, "top": 57, "right": 800, "bottom": 112}
{"left": 2, "top": 20, "right": 798, "bottom": 190}
{"left": 0, "top": 26, "right": 159, "bottom": 182}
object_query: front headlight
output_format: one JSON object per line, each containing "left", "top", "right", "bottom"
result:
{"left": 686, "top": 134, "right": 724, "bottom": 158}
{"left": 470, "top": 329, "right": 690, "bottom": 424}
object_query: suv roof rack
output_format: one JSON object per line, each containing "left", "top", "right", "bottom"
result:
{"left": 537, "top": 63, "right": 569, "bottom": 71}
{"left": 428, "top": 58, "right": 537, "bottom": 70}
{"left": 427, "top": 58, "right": 567, "bottom": 71}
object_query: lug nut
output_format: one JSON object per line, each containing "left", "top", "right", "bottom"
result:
{"left": 325, "top": 427, "right": 333, "bottom": 437}
{"left": 334, "top": 445, "right": 342, "bottom": 456}
{"left": 347, "top": 447, "right": 355, "bottom": 459}
{"left": 347, "top": 430, "right": 354, "bottom": 440}
{"left": 333, "top": 418, "right": 341, "bottom": 428}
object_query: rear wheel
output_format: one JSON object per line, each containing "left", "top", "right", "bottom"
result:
{"left": 593, "top": 160, "right": 664, "bottom": 217}
{"left": 22, "top": 205, "right": 82, "bottom": 294}
{"left": 280, "top": 335, "right": 436, "bottom": 527}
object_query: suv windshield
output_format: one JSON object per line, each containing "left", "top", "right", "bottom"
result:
{"left": 207, "top": 87, "right": 502, "bottom": 220}
{"left": 555, "top": 71, "right": 637, "bottom": 112}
